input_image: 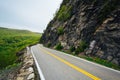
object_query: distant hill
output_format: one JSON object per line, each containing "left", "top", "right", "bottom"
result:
{"left": 0, "top": 27, "right": 38, "bottom": 37}
{"left": 0, "top": 27, "right": 41, "bottom": 69}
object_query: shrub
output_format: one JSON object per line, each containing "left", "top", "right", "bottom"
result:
{"left": 69, "top": 46, "right": 75, "bottom": 52}
{"left": 55, "top": 43, "right": 63, "bottom": 50}
{"left": 75, "top": 47, "right": 81, "bottom": 55}
{"left": 47, "top": 42, "right": 51, "bottom": 47}
{"left": 75, "top": 41, "right": 88, "bottom": 54}
{"left": 0, "top": 27, "right": 41, "bottom": 69}
{"left": 57, "top": 26, "right": 64, "bottom": 35}
{"left": 79, "top": 40, "right": 88, "bottom": 51}
{"left": 56, "top": 5, "right": 72, "bottom": 21}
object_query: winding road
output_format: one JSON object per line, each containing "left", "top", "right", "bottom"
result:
{"left": 31, "top": 44, "right": 120, "bottom": 80}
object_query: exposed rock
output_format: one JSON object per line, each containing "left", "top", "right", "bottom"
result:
{"left": 89, "top": 40, "right": 96, "bottom": 50}
{"left": 112, "top": 59, "right": 119, "bottom": 65}
{"left": 16, "top": 77, "right": 24, "bottom": 80}
{"left": 107, "top": 56, "right": 113, "bottom": 61}
{"left": 19, "top": 72, "right": 30, "bottom": 76}
{"left": 19, "top": 68, "right": 25, "bottom": 73}
{"left": 27, "top": 67, "right": 34, "bottom": 73}
{"left": 15, "top": 47, "right": 38, "bottom": 80}
{"left": 27, "top": 73, "right": 35, "bottom": 80}
{"left": 24, "top": 60, "right": 34, "bottom": 68}
{"left": 41, "top": 0, "right": 120, "bottom": 66}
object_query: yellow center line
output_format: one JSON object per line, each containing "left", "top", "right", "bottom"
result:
{"left": 39, "top": 46, "right": 101, "bottom": 80}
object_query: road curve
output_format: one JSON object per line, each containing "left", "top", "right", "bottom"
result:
{"left": 31, "top": 44, "right": 120, "bottom": 80}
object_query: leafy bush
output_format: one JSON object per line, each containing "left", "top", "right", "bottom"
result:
{"left": 0, "top": 27, "right": 41, "bottom": 69}
{"left": 57, "top": 26, "right": 64, "bottom": 35}
{"left": 47, "top": 42, "right": 51, "bottom": 47}
{"left": 69, "top": 46, "right": 75, "bottom": 52}
{"left": 75, "top": 41, "right": 88, "bottom": 54}
{"left": 55, "top": 43, "right": 63, "bottom": 50}
{"left": 56, "top": 5, "right": 72, "bottom": 21}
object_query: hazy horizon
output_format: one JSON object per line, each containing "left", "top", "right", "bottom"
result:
{"left": 0, "top": 0, "right": 62, "bottom": 33}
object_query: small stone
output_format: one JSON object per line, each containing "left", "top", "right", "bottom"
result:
{"left": 16, "top": 77, "right": 24, "bottom": 80}
{"left": 96, "top": 50, "right": 104, "bottom": 58}
{"left": 30, "top": 55, "right": 33, "bottom": 58}
{"left": 85, "top": 49, "right": 92, "bottom": 55}
{"left": 61, "top": 42, "right": 67, "bottom": 47}
{"left": 26, "top": 60, "right": 34, "bottom": 66}
{"left": 80, "top": 12, "right": 85, "bottom": 16}
{"left": 107, "top": 56, "right": 113, "bottom": 61}
{"left": 111, "top": 59, "right": 119, "bottom": 65}
{"left": 27, "top": 67, "right": 34, "bottom": 73}
{"left": 23, "top": 60, "right": 34, "bottom": 69}
{"left": 19, "top": 69, "right": 25, "bottom": 73}
{"left": 27, "top": 73, "right": 35, "bottom": 80}
{"left": 19, "top": 72, "right": 30, "bottom": 76}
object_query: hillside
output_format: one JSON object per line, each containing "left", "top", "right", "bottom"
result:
{"left": 41, "top": 0, "right": 120, "bottom": 66}
{"left": 0, "top": 27, "right": 41, "bottom": 69}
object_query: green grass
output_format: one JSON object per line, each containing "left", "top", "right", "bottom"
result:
{"left": 75, "top": 41, "right": 88, "bottom": 54}
{"left": 79, "top": 55, "right": 120, "bottom": 70}
{"left": 0, "top": 27, "right": 41, "bottom": 69}
{"left": 61, "top": 49, "right": 120, "bottom": 70}
{"left": 51, "top": 42, "right": 120, "bottom": 70}
{"left": 55, "top": 5, "right": 72, "bottom": 21}
{"left": 55, "top": 42, "right": 63, "bottom": 50}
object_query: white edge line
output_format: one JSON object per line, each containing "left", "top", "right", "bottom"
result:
{"left": 60, "top": 51, "right": 120, "bottom": 73}
{"left": 39, "top": 44, "right": 120, "bottom": 73}
{"left": 30, "top": 47, "right": 45, "bottom": 80}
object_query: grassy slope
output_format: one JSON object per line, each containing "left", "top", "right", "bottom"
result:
{"left": 0, "top": 27, "right": 41, "bottom": 69}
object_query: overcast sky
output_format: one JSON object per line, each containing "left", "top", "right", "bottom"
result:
{"left": 0, "top": 0, "right": 62, "bottom": 32}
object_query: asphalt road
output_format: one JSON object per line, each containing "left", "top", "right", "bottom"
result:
{"left": 31, "top": 44, "right": 120, "bottom": 80}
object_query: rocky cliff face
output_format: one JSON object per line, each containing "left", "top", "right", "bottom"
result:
{"left": 40, "top": 0, "right": 120, "bottom": 66}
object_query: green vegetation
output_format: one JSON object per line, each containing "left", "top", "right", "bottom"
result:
{"left": 5, "top": 62, "right": 22, "bottom": 70}
{"left": 75, "top": 41, "right": 88, "bottom": 54}
{"left": 55, "top": 42, "right": 63, "bottom": 50}
{"left": 56, "top": 5, "right": 72, "bottom": 21}
{"left": 54, "top": 41, "right": 88, "bottom": 54}
{"left": 62, "top": 49, "right": 120, "bottom": 70}
{"left": 57, "top": 26, "right": 64, "bottom": 35}
{"left": 46, "top": 42, "right": 51, "bottom": 48}
{"left": 69, "top": 46, "right": 75, "bottom": 52}
{"left": 0, "top": 27, "right": 41, "bottom": 69}
{"left": 79, "top": 55, "right": 120, "bottom": 70}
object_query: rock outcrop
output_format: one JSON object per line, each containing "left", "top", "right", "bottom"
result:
{"left": 40, "top": 0, "right": 120, "bottom": 66}
{"left": 16, "top": 47, "right": 40, "bottom": 80}
{"left": 16, "top": 49, "right": 35, "bottom": 80}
